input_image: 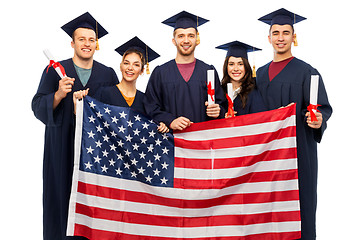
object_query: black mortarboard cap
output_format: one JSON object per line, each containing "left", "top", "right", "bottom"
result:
{"left": 115, "top": 36, "right": 160, "bottom": 74}
{"left": 216, "top": 41, "right": 261, "bottom": 60}
{"left": 115, "top": 36, "right": 160, "bottom": 62}
{"left": 162, "top": 10, "right": 209, "bottom": 30}
{"left": 258, "top": 8, "right": 306, "bottom": 26}
{"left": 61, "top": 12, "right": 108, "bottom": 38}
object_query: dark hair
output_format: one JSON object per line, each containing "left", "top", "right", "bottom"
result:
{"left": 269, "top": 24, "right": 295, "bottom": 34}
{"left": 221, "top": 56, "right": 255, "bottom": 109}
{"left": 122, "top": 48, "right": 146, "bottom": 70}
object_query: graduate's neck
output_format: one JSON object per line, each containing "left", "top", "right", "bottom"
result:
{"left": 118, "top": 79, "right": 137, "bottom": 97}
{"left": 175, "top": 53, "right": 196, "bottom": 64}
{"left": 273, "top": 52, "right": 293, "bottom": 62}
{"left": 72, "top": 55, "right": 94, "bottom": 69}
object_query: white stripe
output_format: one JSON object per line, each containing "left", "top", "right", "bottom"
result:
{"left": 76, "top": 192, "right": 300, "bottom": 217}
{"left": 174, "top": 115, "right": 296, "bottom": 141}
{"left": 79, "top": 171, "right": 299, "bottom": 200}
{"left": 175, "top": 137, "right": 297, "bottom": 159}
{"left": 74, "top": 214, "right": 300, "bottom": 238}
{"left": 67, "top": 99, "right": 84, "bottom": 236}
{"left": 174, "top": 158, "right": 297, "bottom": 180}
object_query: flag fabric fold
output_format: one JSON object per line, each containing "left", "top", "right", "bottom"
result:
{"left": 67, "top": 96, "right": 301, "bottom": 240}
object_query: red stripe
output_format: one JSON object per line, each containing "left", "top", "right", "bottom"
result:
{"left": 76, "top": 202, "right": 300, "bottom": 227}
{"left": 74, "top": 224, "right": 301, "bottom": 240}
{"left": 174, "top": 169, "right": 298, "bottom": 189}
{"left": 175, "top": 148, "right": 297, "bottom": 169}
{"left": 175, "top": 105, "right": 295, "bottom": 133}
{"left": 77, "top": 181, "right": 299, "bottom": 208}
{"left": 174, "top": 126, "right": 296, "bottom": 150}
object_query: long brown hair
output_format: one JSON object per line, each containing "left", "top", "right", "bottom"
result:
{"left": 221, "top": 56, "right": 255, "bottom": 108}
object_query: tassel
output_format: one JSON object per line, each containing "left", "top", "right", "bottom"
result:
{"left": 96, "top": 39, "right": 99, "bottom": 50}
{"left": 252, "top": 65, "right": 256, "bottom": 78}
{"left": 196, "top": 31, "right": 200, "bottom": 45}
{"left": 146, "top": 62, "right": 150, "bottom": 74}
{"left": 293, "top": 33, "right": 298, "bottom": 46}
{"left": 95, "top": 21, "right": 99, "bottom": 50}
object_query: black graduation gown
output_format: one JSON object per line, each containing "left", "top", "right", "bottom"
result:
{"left": 32, "top": 58, "right": 119, "bottom": 240}
{"left": 232, "top": 87, "right": 267, "bottom": 116}
{"left": 144, "top": 59, "right": 227, "bottom": 127}
{"left": 95, "top": 86, "right": 146, "bottom": 115}
{"left": 256, "top": 57, "right": 332, "bottom": 240}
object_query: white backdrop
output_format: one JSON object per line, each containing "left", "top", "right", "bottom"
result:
{"left": 1, "top": 0, "right": 359, "bottom": 239}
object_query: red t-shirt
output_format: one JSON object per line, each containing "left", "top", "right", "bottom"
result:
{"left": 268, "top": 57, "right": 294, "bottom": 81}
{"left": 177, "top": 59, "right": 196, "bottom": 82}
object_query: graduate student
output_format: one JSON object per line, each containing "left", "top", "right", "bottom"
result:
{"left": 144, "top": 11, "right": 227, "bottom": 131}
{"left": 256, "top": 8, "right": 332, "bottom": 240}
{"left": 74, "top": 36, "right": 169, "bottom": 133}
{"left": 32, "top": 12, "right": 119, "bottom": 240}
{"left": 216, "top": 41, "right": 267, "bottom": 116}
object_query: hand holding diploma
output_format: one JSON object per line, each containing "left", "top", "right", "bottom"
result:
{"left": 44, "top": 49, "right": 75, "bottom": 109}
{"left": 306, "top": 75, "right": 322, "bottom": 129}
{"left": 205, "top": 70, "right": 221, "bottom": 118}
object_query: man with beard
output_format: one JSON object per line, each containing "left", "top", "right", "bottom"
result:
{"left": 32, "top": 12, "right": 119, "bottom": 240}
{"left": 144, "top": 11, "right": 227, "bottom": 131}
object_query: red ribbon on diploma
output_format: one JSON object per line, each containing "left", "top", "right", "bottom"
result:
{"left": 307, "top": 104, "right": 321, "bottom": 122}
{"left": 46, "top": 60, "right": 66, "bottom": 77}
{"left": 207, "top": 82, "right": 215, "bottom": 102}
{"left": 226, "top": 93, "right": 235, "bottom": 117}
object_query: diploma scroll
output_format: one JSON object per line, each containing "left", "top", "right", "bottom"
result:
{"left": 43, "top": 49, "right": 66, "bottom": 79}
{"left": 307, "top": 75, "right": 320, "bottom": 122}
{"left": 207, "top": 70, "right": 215, "bottom": 105}
{"left": 226, "top": 83, "right": 235, "bottom": 117}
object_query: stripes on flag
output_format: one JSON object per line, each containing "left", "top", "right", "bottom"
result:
{"left": 67, "top": 96, "right": 301, "bottom": 240}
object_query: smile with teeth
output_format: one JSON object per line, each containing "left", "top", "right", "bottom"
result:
{"left": 82, "top": 48, "right": 91, "bottom": 52}
{"left": 182, "top": 45, "right": 191, "bottom": 50}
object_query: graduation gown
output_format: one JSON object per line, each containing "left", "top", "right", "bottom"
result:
{"left": 32, "top": 58, "right": 119, "bottom": 240}
{"left": 232, "top": 87, "right": 267, "bottom": 116}
{"left": 95, "top": 85, "right": 146, "bottom": 115}
{"left": 256, "top": 57, "right": 332, "bottom": 240}
{"left": 144, "top": 59, "right": 227, "bottom": 127}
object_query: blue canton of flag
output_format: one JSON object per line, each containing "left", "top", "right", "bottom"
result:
{"left": 80, "top": 96, "right": 174, "bottom": 187}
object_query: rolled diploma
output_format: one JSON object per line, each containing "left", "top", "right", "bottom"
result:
{"left": 310, "top": 75, "right": 319, "bottom": 112}
{"left": 43, "top": 49, "right": 66, "bottom": 78}
{"left": 207, "top": 70, "right": 215, "bottom": 104}
{"left": 227, "top": 83, "right": 234, "bottom": 103}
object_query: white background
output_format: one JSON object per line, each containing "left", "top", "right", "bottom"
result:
{"left": 1, "top": 0, "right": 359, "bottom": 239}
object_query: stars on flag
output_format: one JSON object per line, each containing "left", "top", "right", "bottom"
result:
{"left": 81, "top": 97, "right": 174, "bottom": 187}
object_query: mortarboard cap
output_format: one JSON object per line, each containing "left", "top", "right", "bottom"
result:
{"left": 216, "top": 41, "right": 261, "bottom": 60}
{"left": 61, "top": 12, "right": 108, "bottom": 50}
{"left": 115, "top": 36, "right": 160, "bottom": 74}
{"left": 162, "top": 10, "right": 209, "bottom": 31}
{"left": 258, "top": 8, "right": 306, "bottom": 26}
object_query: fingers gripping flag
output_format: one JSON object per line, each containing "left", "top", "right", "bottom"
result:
{"left": 67, "top": 96, "right": 301, "bottom": 240}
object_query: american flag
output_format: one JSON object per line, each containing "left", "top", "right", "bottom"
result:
{"left": 67, "top": 96, "right": 301, "bottom": 240}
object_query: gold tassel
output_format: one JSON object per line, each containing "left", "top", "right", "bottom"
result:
{"left": 96, "top": 39, "right": 99, "bottom": 50}
{"left": 146, "top": 62, "right": 150, "bottom": 74}
{"left": 252, "top": 65, "right": 256, "bottom": 78}
{"left": 196, "top": 16, "right": 200, "bottom": 45}
{"left": 95, "top": 21, "right": 99, "bottom": 50}
{"left": 196, "top": 31, "right": 200, "bottom": 45}
{"left": 294, "top": 33, "right": 298, "bottom": 46}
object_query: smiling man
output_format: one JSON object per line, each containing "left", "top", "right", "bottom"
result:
{"left": 256, "top": 8, "right": 332, "bottom": 240}
{"left": 32, "top": 12, "right": 118, "bottom": 240}
{"left": 144, "top": 11, "right": 227, "bottom": 131}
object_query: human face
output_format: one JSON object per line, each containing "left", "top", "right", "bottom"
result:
{"left": 71, "top": 28, "right": 96, "bottom": 61}
{"left": 120, "top": 52, "right": 144, "bottom": 82}
{"left": 268, "top": 24, "right": 294, "bottom": 57}
{"left": 172, "top": 28, "right": 198, "bottom": 57}
{"left": 227, "top": 57, "right": 245, "bottom": 83}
